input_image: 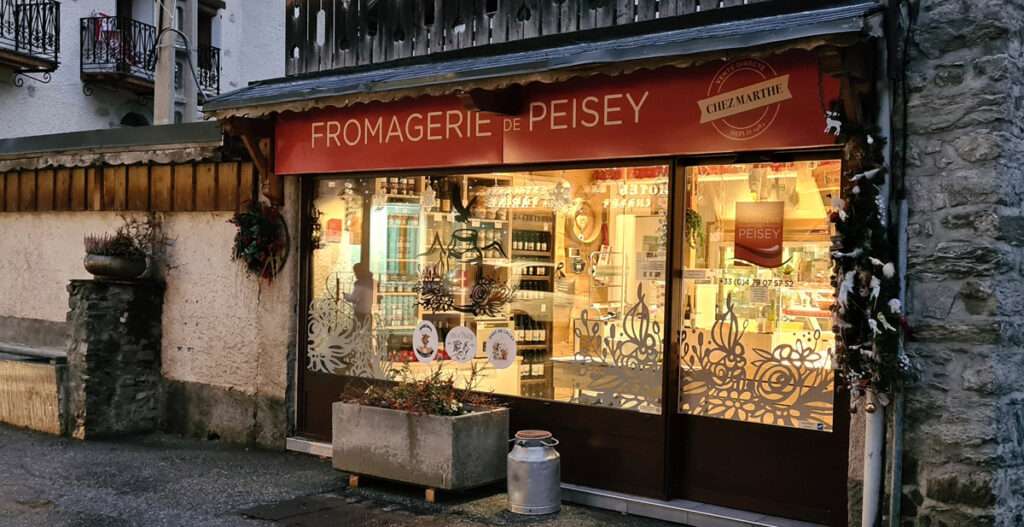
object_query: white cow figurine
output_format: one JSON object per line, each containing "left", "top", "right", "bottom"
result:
{"left": 824, "top": 111, "right": 842, "bottom": 135}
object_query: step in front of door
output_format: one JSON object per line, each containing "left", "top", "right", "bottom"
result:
{"left": 285, "top": 437, "right": 823, "bottom": 527}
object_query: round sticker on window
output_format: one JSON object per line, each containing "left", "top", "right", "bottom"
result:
{"left": 445, "top": 326, "right": 477, "bottom": 363}
{"left": 412, "top": 320, "right": 439, "bottom": 364}
{"left": 485, "top": 328, "right": 517, "bottom": 370}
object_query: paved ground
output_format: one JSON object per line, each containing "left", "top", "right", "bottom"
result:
{"left": 0, "top": 423, "right": 675, "bottom": 527}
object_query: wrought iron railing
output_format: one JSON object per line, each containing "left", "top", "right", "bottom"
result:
{"left": 80, "top": 16, "right": 156, "bottom": 81}
{"left": 286, "top": 0, "right": 823, "bottom": 75}
{"left": 197, "top": 42, "right": 220, "bottom": 96}
{"left": 0, "top": 0, "right": 60, "bottom": 66}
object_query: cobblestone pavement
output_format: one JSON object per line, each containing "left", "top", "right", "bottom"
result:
{"left": 0, "top": 424, "right": 676, "bottom": 527}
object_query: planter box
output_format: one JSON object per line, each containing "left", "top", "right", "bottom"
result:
{"left": 332, "top": 402, "right": 509, "bottom": 490}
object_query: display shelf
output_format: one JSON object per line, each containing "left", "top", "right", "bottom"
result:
{"left": 383, "top": 194, "right": 420, "bottom": 201}
{"left": 468, "top": 218, "right": 506, "bottom": 226}
{"left": 511, "top": 250, "right": 552, "bottom": 258}
{"left": 782, "top": 308, "right": 832, "bottom": 318}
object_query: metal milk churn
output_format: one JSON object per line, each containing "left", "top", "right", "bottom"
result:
{"left": 507, "top": 430, "right": 561, "bottom": 515}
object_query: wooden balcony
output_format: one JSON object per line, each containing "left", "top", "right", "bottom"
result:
{"left": 284, "top": 0, "right": 851, "bottom": 76}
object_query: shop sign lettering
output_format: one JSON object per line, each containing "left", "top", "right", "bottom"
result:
{"left": 309, "top": 109, "right": 493, "bottom": 149}
{"left": 512, "top": 91, "right": 649, "bottom": 132}
{"left": 484, "top": 185, "right": 556, "bottom": 209}
{"left": 276, "top": 50, "right": 837, "bottom": 175}
{"left": 602, "top": 182, "right": 669, "bottom": 210}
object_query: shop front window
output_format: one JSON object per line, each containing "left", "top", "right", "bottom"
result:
{"left": 307, "top": 166, "right": 669, "bottom": 413}
{"left": 678, "top": 160, "right": 840, "bottom": 431}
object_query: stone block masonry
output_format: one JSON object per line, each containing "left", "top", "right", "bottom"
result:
{"left": 901, "top": 0, "right": 1024, "bottom": 525}
{"left": 66, "top": 280, "right": 164, "bottom": 439}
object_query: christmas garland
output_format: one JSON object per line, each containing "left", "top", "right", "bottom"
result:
{"left": 831, "top": 122, "right": 914, "bottom": 411}
{"left": 229, "top": 200, "right": 287, "bottom": 284}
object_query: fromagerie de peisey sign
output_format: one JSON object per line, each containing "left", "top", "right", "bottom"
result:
{"left": 275, "top": 50, "right": 837, "bottom": 175}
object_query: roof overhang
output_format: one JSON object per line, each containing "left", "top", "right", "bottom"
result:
{"left": 204, "top": 2, "right": 883, "bottom": 120}
{"left": 0, "top": 122, "right": 226, "bottom": 172}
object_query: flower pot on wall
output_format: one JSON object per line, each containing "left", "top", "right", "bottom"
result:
{"left": 83, "top": 254, "right": 147, "bottom": 280}
{"left": 331, "top": 402, "right": 509, "bottom": 490}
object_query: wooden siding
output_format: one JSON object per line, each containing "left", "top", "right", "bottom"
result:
{"left": 286, "top": 0, "right": 782, "bottom": 75}
{"left": 0, "top": 162, "right": 256, "bottom": 213}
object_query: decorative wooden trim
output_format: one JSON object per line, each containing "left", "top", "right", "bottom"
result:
{"left": 0, "top": 161, "right": 256, "bottom": 213}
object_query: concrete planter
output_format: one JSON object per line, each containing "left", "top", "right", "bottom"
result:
{"left": 332, "top": 402, "right": 508, "bottom": 490}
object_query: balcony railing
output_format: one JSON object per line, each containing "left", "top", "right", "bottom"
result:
{"left": 285, "top": 0, "right": 807, "bottom": 75}
{"left": 0, "top": 0, "right": 60, "bottom": 69}
{"left": 197, "top": 42, "right": 220, "bottom": 96}
{"left": 80, "top": 16, "right": 156, "bottom": 91}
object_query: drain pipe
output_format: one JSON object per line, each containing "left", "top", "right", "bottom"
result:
{"left": 862, "top": 390, "right": 884, "bottom": 527}
{"left": 888, "top": 390, "right": 905, "bottom": 525}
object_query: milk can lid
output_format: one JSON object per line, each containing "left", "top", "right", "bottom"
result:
{"left": 515, "top": 430, "right": 552, "bottom": 440}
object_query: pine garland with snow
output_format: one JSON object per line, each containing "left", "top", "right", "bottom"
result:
{"left": 830, "top": 123, "right": 914, "bottom": 411}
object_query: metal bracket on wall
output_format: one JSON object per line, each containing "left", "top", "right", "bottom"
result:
{"left": 82, "top": 83, "right": 118, "bottom": 97}
{"left": 12, "top": 71, "right": 52, "bottom": 87}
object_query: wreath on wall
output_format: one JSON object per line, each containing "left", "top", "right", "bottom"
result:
{"left": 229, "top": 200, "right": 288, "bottom": 284}
{"left": 830, "top": 118, "right": 915, "bottom": 412}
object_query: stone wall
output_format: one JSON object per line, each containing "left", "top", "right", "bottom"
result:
{"left": 66, "top": 280, "right": 164, "bottom": 439}
{"left": 901, "top": 0, "right": 1024, "bottom": 525}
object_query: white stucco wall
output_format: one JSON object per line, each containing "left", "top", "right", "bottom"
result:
{"left": 0, "top": 181, "right": 297, "bottom": 402}
{"left": 0, "top": 212, "right": 114, "bottom": 320}
{"left": 0, "top": 0, "right": 154, "bottom": 139}
{"left": 217, "top": 0, "right": 286, "bottom": 94}
{"left": 0, "top": 0, "right": 285, "bottom": 138}
{"left": 160, "top": 202, "right": 295, "bottom": 399}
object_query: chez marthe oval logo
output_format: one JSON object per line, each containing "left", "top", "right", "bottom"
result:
{"left": 698, "top": 57, "right": 793, "bottom": 141}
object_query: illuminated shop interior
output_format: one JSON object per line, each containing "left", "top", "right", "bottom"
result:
{"left": 306, "top": 159, "right": 838, "bottom": 425}
{"left": 679, "top": 160, "right": 840, "bottom": 431}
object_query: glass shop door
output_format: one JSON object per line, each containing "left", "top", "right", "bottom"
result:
{"left": 667, "top": 158, "right": 850, "bottom": 526}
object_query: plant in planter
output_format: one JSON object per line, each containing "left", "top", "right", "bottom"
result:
{"left": 332, "top": 363, "right": 509, "bottom": 496}
{"left": 83, "top": 213, "right": 167, "bottom": 280}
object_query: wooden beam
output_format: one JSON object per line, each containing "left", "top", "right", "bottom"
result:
{"left": 223, "top": 117, "right": 281, "bottom": 206}
{"left": 258, "top": 137, "right": 282, "bottom": 206}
